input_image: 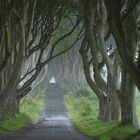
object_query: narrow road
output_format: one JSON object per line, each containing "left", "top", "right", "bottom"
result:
{"left": 0, "top": 83, "right": 98, "bottom": 140}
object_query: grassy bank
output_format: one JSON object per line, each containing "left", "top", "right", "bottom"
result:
{"left": 65, "top": 87, "right": 138, "bottom": 140}
{"left": 0, "top": 93, "right": 45, "bottom": 135}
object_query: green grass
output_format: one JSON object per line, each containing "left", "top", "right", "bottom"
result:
{"left": 0, "top": 94, "right": 45, "bottom": 135}
{"left": 65, "top": 91, "right": 137, "bottom": 140}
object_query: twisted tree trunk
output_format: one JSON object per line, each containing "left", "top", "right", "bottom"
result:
{"left": 0, "top": 8, "right": 26, "bottom": 119}
{"left": 120, "top": 65, "right": 139, "bottom": 128}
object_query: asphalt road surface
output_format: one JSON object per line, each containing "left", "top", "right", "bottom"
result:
{"left": 0, "top": 83, "right": 98, "bottom": 140}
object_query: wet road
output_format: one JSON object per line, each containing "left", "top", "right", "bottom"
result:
{"left": 0, "top": 83, "right": 98, "bottom": 140}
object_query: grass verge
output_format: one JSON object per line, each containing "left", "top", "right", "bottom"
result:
{"left": 65, "top": 91, "right": 136, "bottom": 140}
{"left": 0, "top": 94, "right": 45, "bottom": 135}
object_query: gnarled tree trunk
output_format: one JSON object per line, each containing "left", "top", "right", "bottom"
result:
{"left": 120, "top": 65, "right": 139, "bottom": 128}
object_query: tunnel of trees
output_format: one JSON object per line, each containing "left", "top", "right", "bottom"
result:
{"left": 0, "top": 0, "right": 140, "bottom": 139}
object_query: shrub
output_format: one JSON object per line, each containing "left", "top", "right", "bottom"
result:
{"left": 65, "top": 92, "right": 136, "bottom": 140}
{"left": 75, "top": 87, "right": 91, "bottom": 98}
{"left": 0, "top": 95, "right": 45, "bottom": 135}
{"left": 76, "top": 97, "right": 93, "bottom": 116}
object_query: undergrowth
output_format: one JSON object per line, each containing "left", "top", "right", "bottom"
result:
{"left": 0, "top": 93, "right": 45, "bottom": 135}
{"left": 65, "top": 87, "right": 137, "bottom": 140}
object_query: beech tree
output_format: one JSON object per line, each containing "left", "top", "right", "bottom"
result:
{"left": 80, "top": 0, "right": 120, "bottom": 122}
{"left": 0, "top": 0, "right": 82, "bottom": 119}
{"left": 0, "top": 0, "right": 140, "bottom": 130}
{"left": 80, "top": 0, "right": 140, "bottom": 128}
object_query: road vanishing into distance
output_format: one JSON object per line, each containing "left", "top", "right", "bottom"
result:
{"left": 0, "top": 84, "right": 98, "bottom": 140}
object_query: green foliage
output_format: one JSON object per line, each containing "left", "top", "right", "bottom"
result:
{"left": 75, "top": 86, "right": 98, "bottom": 99}
{"left": 65, "top": 89, "right": 137, "bottom": 140}
{"left": 0, "top": 94, "right": 45, "bottom": 135}
{"left": 75, "top": 96, "right": 93, "bottom": 116}
{"left": 0, "top": 113, "right": 31, "bottom": 132}
{"left": 75, "top": 87, "right": 91, "bottom": 97}
{"left": 20, "top": 96, "right": 44, "bottom": 123}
